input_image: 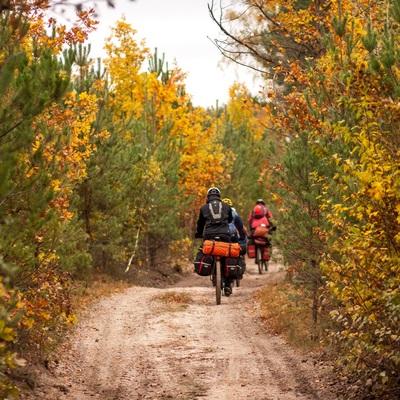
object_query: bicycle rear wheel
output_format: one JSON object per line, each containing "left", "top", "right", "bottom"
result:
{"left": 215, "top": 259, "right": 221, "bottom": 305}
{"left": 257, "top": 246, "right": 263, "bottom": 274}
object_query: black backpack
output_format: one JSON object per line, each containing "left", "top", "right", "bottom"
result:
{"left": 208, "top": 199, "right": 226, "bottom": 224}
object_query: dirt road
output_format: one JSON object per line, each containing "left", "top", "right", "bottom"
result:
{"left": 19, "top": 258, "right": 339, "bottom": 399}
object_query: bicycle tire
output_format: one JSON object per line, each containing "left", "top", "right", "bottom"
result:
{"left": 257, "top": 246, "right": 263, "bottom": 274}
{"left": 215, "top": 258, "right": 221, "bottom": 305}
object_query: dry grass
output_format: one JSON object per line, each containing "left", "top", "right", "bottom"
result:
{"left": 153, "top": 291, "right": 192, "bottom": 303}
{"left": 151, "top": 291, "right": 193, "bottom": 312}
{"left": 70, "top": 274, "right": 130, "bottom": 316}
{"left": 255, "top": 281, "right": 323, "bottom": 353}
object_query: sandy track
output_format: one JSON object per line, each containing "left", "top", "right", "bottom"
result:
{"left": 19, "top": 258, "right": 339, "bottom": 400}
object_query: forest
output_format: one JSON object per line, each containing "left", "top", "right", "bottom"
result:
{"left": 0, "top": 0, "right": 399, "bottom": 398}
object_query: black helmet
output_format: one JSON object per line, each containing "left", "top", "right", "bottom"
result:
{"left": 207, "top": 187, "right": 221, "bottom": 197}
{"left": 256, "top": 199, "right": 265, "bottom": 205}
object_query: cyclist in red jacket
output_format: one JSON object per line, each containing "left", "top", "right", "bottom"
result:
{"left": 248, "top": 199, "right": 275, "bottom": 233}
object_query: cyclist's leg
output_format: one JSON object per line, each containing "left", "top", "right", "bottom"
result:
{"left": 215, "top": 257, "right": 221, "bottom": 305}
{"left": 222, "top": 257, "right": 232, "bottom": 296}
{"left": 255, "top": 243, "right": 259, "bottom": 263}
{"left": 211, "top": 256, "right": 216, "bottom": 286}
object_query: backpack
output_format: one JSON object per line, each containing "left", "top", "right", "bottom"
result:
{"left": 252, "top": 204, "right": 266, "bottom": 219}
{"left": 208, "top": 199, "right": 226, "bottom": 224}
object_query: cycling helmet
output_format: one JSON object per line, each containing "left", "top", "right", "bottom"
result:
{"left": 256, "top": 199, "right": 266, "bottom": 205}
{"left": 222, "top": 198, "right": 233, "bottom": 207}
{"left": 206, "top": 187, "right": 221, "bottom": 197}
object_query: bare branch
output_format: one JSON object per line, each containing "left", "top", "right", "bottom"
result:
{"left": 208, "top": 0, "right": 273, "bottom": 74}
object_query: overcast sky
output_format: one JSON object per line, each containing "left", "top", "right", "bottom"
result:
{"left": 81, "top": 0, "right": 262, "bottom": 108}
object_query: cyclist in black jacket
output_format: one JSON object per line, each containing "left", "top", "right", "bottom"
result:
{"left": 195, "top": 187, "right": 233, "bottom": 243}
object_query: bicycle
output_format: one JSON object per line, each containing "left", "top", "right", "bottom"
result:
{"left": 197, "top": 236, "right": 241, "bottom": 305}
{"left": 250, "top": 225, "right": 276, "bottom": 274}
{"left": 254, "top": 237, "right": 270, "bottom": 274}
{"left": 210, "top": 254, "right": 233, "bottom": 305}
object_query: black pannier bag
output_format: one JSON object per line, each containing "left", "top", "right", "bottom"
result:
{"left": 225, "top": 257, "right": 241, "bottom": 279}
{"left": 194, "top": 251, "right": 213, "bottom": 276}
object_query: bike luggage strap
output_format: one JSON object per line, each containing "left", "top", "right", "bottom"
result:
{"left": 206, "top": 241, "right": 222, "bottom": 255}
{"left": 208, "top": 240, "right": 232, "bottom": 251}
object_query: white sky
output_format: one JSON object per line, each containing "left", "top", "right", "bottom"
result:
{"left": 80, "top": 0, "right": 263, "bottom": 108}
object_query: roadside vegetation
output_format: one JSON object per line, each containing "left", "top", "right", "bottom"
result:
{"left": 256, "top": 281, "right": 325, "bottom": 353}
{"left": 209, "top": 0, "right": 400, "bottom": 398}
{"left": 0, "top": 0, "right": 399, "bottom": 399}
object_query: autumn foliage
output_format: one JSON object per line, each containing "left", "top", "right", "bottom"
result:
{"left": 1, "top": 0, "right": 399, "bottom": 397}
{"left": 210, "top": 0, "right": 400, "bottom": 397}
{"left": 0, "top": 2, "right": 270, "bottom": 396}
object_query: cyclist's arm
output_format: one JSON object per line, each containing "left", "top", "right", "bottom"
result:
{"left": 195, "top": 210, "right": 205, "bottom": 238}
{"left": 234, "top": 214, "right": 246, "bottom": 241}
{"left": 227, "top": 206, "right": 233, "bottom": 223}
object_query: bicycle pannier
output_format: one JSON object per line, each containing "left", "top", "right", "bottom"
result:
{"left": 247, "top": 244, "right": 256, "bottom": 258}
{"left": 194, "top": 251, "right": 213, "bottom": 276}
{"left": 202, "top": 240, "right": 241, "bottom": 258}
{"left": 263, "top": 247, "right": 271, "bottom": 261}
{"left": 225, "top": 257, "right": 241, "bottom": 279}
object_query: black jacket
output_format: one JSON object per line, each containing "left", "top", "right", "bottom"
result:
{"left": 196, "top": 195, "right": 233, "bottom": 242}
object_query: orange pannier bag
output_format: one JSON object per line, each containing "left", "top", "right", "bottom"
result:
{"left": 202, "top": 240, "right": 241, "bottom": 258}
